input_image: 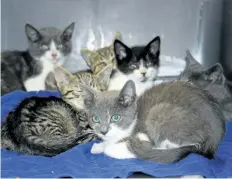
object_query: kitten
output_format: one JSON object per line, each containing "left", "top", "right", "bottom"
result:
{"left": 108, "top": 37, "right": 160, "bottom": 96}
{"left": 0, "top": 65, "right": 112, "bottom": 156}
{"left": 179, "top": 50, "right": 232, "bottom": 120}
{"left": 1, "top": 22, "right": 75, "bottom": 95}
{"left": 81, "top": 32, "right": 122, "bottom": 74}
{"left": 81, "top": 80, "right": 225, "bottom": 163}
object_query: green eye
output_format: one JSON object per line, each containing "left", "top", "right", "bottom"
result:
{"left": 92, "top": 115, "right": 100, "bottom": 123}
{"left": 111, "top": 115, "right": 121, "bottom": 122}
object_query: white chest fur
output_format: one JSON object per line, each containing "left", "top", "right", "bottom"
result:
{"left": 24, "top": 58, "right": 54, "bottom": 91}
{"left": 108, "top": 71, "right": 156, "bottom": 96}
{"left": 91, "top": 118, "right": 137, "bottom": 159}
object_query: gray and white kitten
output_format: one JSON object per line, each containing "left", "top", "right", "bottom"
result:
{"left": 108, "top": 37, "right": 160, "bottom": 96}
{"left": 81, "top": 80, "right": 225, "bottom": 163}
{"left": 179, "top": 50, "right": 232, "bottom": 120}
{"left": 1, "top": 22, "right": 75, "bottom": 95}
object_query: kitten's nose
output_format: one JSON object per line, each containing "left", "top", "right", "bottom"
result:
{"left": 100, "top": 131, "right": 108, "bottom": 135}
{"left": 141, "top": 72, "right": 146, "bottom": 76}
{"left": 51, "top": 52, "right": 57, "bottom": 58}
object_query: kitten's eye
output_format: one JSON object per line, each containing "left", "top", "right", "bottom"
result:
{"left": 57, "top": 44, "right": 63, "bottom": 49}
{"left": 111, "top": 115, "right": 121, "bottom": 122}
{"left": 129, "top": 64, "right": 137, "bottom": 69}
{"left": 40, "top": 45, "right": 49, "bottom": 50}
{"left": 92, "top": 116, "right": 101, "bottom": 123}
{"left": 147, "top": 61, "right": 152, "bottom": 66}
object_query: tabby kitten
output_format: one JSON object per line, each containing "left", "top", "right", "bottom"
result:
{"left": 108, "top": 37, "right": 161, "bottom": 96}
{"left": 80, "top": 80, "right": 225, "bottom": 163}
{"left": 1, "top": 65, "right": 112, "bottom": 156}
{"left": 80, "top": 32, "right": 122, "bottom": 74}
{"left": 1, "top": 22, "right": 75, "bottom": 95}
{"left": 179, "top": 50, "right": 232, "bottom": 120}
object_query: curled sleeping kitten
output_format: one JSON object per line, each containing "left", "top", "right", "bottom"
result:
{"left": 81, "top": 80, "right": 225, "bottom": 163}
{"left": 179, "top": 50, "right": 232, "bottom": 120}
{"left": 1, "top": 66, "right": 103, "bottom": 156}
{"left": 1, "top": 22, "right": 75, "bottom": 95}
{"left": 108, "top": 37, "right": 161, "bottom": 96}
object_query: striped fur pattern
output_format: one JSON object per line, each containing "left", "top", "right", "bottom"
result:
{"left": 81, "top": 32, "right": 122, "bottom": 74}
{"left": 61, "top": 64, "right": 113, "bottom": 110}
{"left": 1, "top": 65, "right": 112, "bottom": 156}
{"left": 1, "top": 96, "right": 97, "bottom": 156}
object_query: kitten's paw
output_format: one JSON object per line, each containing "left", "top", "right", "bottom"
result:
{"left": 91, "top": 143, "right": 104, "bottom": 154}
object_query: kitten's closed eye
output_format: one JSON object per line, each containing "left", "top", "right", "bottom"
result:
{"left": 57, "top": 44, "right": 63, "bottom": 49}
{"left": 40, "top": 45, "right": 49, "bottom": 50}
{"left": 129, "top": 64, "right": 138, "bottom": 69}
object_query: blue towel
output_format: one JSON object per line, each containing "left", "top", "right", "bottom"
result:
{"left": 1, "top": 90, "right": 232, "bottom": 178}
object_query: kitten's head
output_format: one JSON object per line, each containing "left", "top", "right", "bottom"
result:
{"left": 81, "top": 80, "right": 137, "bottom": 140}
{"left": 178, "top": 50, "right": 204, "bottom": 81}
{"left": 81, "top": 32, "right": 123, "bottom": 73}
{"left": 25, "top": 22, "right": 75, "bottom": 65}
{"left": 53, "top": 65, "right": 112, "bottom": 110}
{"left": 184, "top": 63, "right": 225, "bottom": 87}
{"left": 114, "top": 36, "right": 160, "bottom": 82}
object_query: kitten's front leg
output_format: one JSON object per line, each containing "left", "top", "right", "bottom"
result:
{"left": 104, "top": 142, "right": 136, "bottom": 159}
{"left": 91, "top": 142, "right": 104, "bottom": 154}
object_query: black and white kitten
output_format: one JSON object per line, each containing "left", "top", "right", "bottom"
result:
{"left": 108, "top": 37, "right": 160, "bottom": 96}
{"left": 1, "top": 22, "right": 75, "bottom": 95}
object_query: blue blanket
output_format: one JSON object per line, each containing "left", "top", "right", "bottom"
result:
{"left": 1, "top": 90, "right": 232, "bottom": 178}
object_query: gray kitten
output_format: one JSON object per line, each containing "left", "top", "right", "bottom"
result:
{"left": 179, "top": 50, "right": 232, "bottom": 120}
{"left": 81, "top": 80, "right": 225, "bottom": 163}
{"left": 1, "top": 22, "right": 75, "bottom": 95}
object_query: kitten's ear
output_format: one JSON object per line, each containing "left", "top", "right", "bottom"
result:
{"left": 114, "top": 40, "right": 132, "bottom": 61}
{"left": 80, "top": 48, "right": 98, "bottom": 66}
{"left": 80, "top": 85, "right": 95, "bottom": 108}
{"left": 25, "top": 24, "right": 41, "bottom": 42}
{"left": 95, "top": 64, "right": 113, "bottom": 87}
{"left": 118, "top": 80, "right": 136, "bottom": 107}
{"left": 113, "top": 31, "right": 123, "bottom": 42}
{"left": 53, "top": 65, "right": 74, "bottom": 88}
{"left": 61, "top": 22, "right": 75, "bottom": 41}
{"left": 204, "top": 63, "right": 225, "bottom": 83}
{"left": 146, "top": 36, "right": 161, "bottom": 58}
{"left": 185, "top": 50, "right": 203, "bottom": 69}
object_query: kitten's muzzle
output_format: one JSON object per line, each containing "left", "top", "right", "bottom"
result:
{"left": 100, "top": 130, "right": 108, "bottom": 135}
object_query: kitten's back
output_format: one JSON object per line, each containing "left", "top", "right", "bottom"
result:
{"left": 134, "top": 81, "right": 225, "bottom": 160}
{"left": 1, "top": 96, "right": 95, "bottom": 156}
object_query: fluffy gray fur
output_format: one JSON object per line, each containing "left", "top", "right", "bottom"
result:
{"left": 82, "top": 80, "right": 225, "bottom": 163}
{"left": 1, "top": 22, "right": 75, "bottom": 95}
{"left": 179, "top": 50, "right": 232, "bottom": 120}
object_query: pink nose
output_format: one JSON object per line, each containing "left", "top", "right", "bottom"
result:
{"left": 51, "top": 52, "right": 57, "bottom": 58}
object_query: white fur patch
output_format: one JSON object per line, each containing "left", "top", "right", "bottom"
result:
{"left": 103, "top": 119, "right": 137, "bottom": 143}
{"left": 108, "top": 70, "right": 156, "bottom": 96}
{"left": 155, "top": 139, "right": 180, "bottom": 149}
{"left": 104, "top": 141, "right": 136, "bottom": 159}
{"left": 136, "top": 133, "right": 150, "bottom": 142}
{"left": 24, "top": 57, "right": 54, "bottom": 91}
{"left": 90, "top": 118, "right": 137, "bottom": 159}
{"left": 91, "top": 142, "right": 104, "bottom": 154}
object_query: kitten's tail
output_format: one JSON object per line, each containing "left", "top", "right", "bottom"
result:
{"left": 128, "top": 138, "right": 198, "bottom": 163}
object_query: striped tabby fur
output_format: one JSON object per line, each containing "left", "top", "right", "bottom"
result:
{"left": 81, "top": 31, "right": 122, "bottom": 74}
{"left": 1, "top": 65, "right": 112, "bottom": 156}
